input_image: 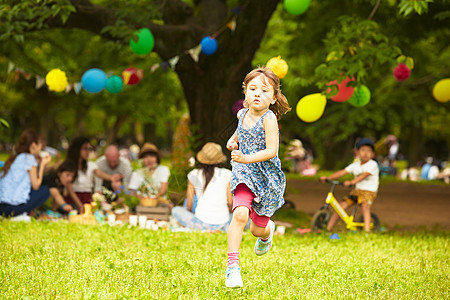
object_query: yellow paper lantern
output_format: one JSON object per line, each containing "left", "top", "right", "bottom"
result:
{"left": 266, "top": 56, "right": 288, "bottom": 79}
{"left": 432, "top": 79, "right": 450, "bottom": 103}
{"left": 296, "top": 93, "right": 327, "bottom": 123}
{"left": 45, "top": 69, "right": 68, "bottom": 92}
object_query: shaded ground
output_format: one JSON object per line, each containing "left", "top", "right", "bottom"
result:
{"left": 286, "top": 179, "right": 450, "bottom": 231}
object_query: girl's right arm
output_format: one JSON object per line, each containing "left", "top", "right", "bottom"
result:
{"left": 226, "top": 109, "right": 244, "bottom": 151}
{"left": 29, "top": 155, "right": 52, "bottom": 190}
{"left": 66, "top": 183, "right": 84, "bottom": 214}
{"left": 226, "top": 130, "right": 239, "bottom": 151}
{"left": 185, "top": 180, "right": 195, "bottom": 212}
{"left": 49, "top": 187, "right": 73, "bottom": 212}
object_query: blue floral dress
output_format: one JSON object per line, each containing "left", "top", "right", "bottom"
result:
{"left": 230, "top": 108, "right": 286, "bottom": 217}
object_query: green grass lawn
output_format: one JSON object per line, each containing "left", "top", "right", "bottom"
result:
{"left": 1, "top": 221, "right": 448, "bottom": 299}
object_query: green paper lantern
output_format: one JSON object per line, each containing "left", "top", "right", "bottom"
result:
{"left": 284, "top": 0, "right": 311, "bottom": 15}
{"left": 130, "top": 28, "right": 154, "bottom": 55}
{"left": 347, "top": 85, "right": 371, "bottom": 107}
{"left": 105, "top": 76, "right": 123, "bottom": 94}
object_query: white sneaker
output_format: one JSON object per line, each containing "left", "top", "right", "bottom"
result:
{"left": 225, "top": 264, "right": 243, "bottom": 288}
{"left": 254, "top": 220, "right": 275, "bottom": 256}
{"left": 11, "top": 212, "right": 31, "bottom": 222}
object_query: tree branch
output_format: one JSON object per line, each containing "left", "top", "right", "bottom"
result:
{"left": 42, "top": 0, "right": 201, "bottom": 59}
{"left": 368, "top": 0, "right": 381, "bottom": 20}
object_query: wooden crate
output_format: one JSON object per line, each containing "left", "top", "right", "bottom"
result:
{"left": 136, "top": 205, "right": 171, "bottom": 221}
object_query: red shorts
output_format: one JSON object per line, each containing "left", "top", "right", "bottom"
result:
{"left": 233, "top": 183, "right": 270, "bottom": 228}
{"left": 64, "top": 192, "right": 92, "bottom": 205}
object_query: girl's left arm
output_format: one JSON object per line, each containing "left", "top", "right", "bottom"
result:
{"left": 231, "top": 114, "right": 278, "bottom": 164}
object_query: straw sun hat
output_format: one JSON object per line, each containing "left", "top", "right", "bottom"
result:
{"left": 196, "top": 142, "right": 226, "bottom": 165}
{"left": 138, "top": 143, "right": 162, "bottom": 159}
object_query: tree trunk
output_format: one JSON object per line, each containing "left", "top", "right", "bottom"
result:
{"left": 404, "top": 121, "right": 423, "bottom": 165}
{"left": 74, "top": 106, "right": 90, "bottom": 137}
{"left": 105, "top": 114, "right": 128, "bottom": 145}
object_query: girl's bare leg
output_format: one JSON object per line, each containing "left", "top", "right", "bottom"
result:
{"left": 227, "top": 206, "right": 250, "bottom": 252}
{"left": 250, "top": 221, "right": 271, "bottom": 239}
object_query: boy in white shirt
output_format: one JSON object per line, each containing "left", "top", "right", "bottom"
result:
{"left": 320, "top": 138, "right": 379, "bottom": 233}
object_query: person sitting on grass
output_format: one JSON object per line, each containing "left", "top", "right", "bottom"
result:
{"left": 128, "top": 143, "right": 170, "bottom": 200}
{"left": 0, "top": 129, "right": 51, "bottom": 218}
{"left": 320, "top": 137, "right": 379, "bottom": 233}
{"left": 94, "top": 145, "right": 132, "bottom": 196}
{"left": 64, "top": 137, "right": 122, "bottom": 214}
{"left": 42, "top": 161, "right": 77, "bottom": 214}
{"left": 171, "top": 142, "right": 233, "bottom": 232}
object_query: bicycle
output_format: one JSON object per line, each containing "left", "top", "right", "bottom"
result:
{"left": 311, "top": 179, "right": 380, "bottom": 232}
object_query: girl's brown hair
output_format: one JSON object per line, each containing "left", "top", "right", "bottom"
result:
{"left": 1, "top": 129, "right": 41, "bottom": 178}
{"left": 242, "top": 67, "right": 291, "bottom": 120}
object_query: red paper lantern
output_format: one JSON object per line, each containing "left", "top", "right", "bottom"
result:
{"left": 326, "top": 76, "right": 355, "bottom": 102}
{"left": 122, "top": 67, "right": 144, "bottom": 85}
{"left": 393, "top": 63, "right": 411, "bottom": 82}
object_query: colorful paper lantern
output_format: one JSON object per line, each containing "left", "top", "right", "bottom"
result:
{"left": 347, "top": 85, "right": 371, "bottom": 107}
{"left": 130, "top": 28, "right": 154, "bottom": 55}
{"left": 200, "top": 37, "right": 218, "bottom": 55}
{"left": 326, "top": 77, "right": 355, "bottom": 102}
{"left": 296, "top": 93, "right": 327, "bottom": 123}
{"left": 105, "top": 76, "right": 123, "bottom": 94}
{"left": 122, "top": 67, "right": 143, "bottom": 85}
{"left": 284, "top": 0, "right": 311, "bottom": 15}
{"left": 432, "top": 79, "right": 450, "bottom": 103}
{"left": 266, "top": 56, "right": 289, "bottom": 79}
{"left": 45, "top": 68, "right": 68, "bottom": 92}
{"left": 393, "top": 63, "right": 411, "bottom": 81}
{"left": 81, "top": 68, "right": 107, "bottom": 93}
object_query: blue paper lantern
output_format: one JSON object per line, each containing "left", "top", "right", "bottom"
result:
{"left": 81, "top": 68, "right": 107, "bottom": 93}
{"left": 105, "top": 76, "right": 123, "bottom": 94}
{"left": 200, "top": 37, "right": 218, "bottom": 55}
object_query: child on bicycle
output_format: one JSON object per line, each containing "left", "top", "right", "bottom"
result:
{"left": 320, "top": 138, "right": 379, "bottom": 232}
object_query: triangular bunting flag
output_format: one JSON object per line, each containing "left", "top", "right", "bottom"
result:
{"left": 231, "top": 6, "right": 243, "bottom": 14}
{"left": 65, "top": 83, "right": 73, "bottom": 94}
{"left": 123, "top": 71, "right": 131, "bottom": 85}
{"left": 22, "top": 72, "right": 32, "bottom": 80}
{"left": 161, "top": 61, "right": 169, "bottom": 72}
{"left": 168, "top": 56, "right": 179, "bottom": 70}
{"left": 8, "top": 62, "right": 14, "bottom": 73}
{"left": 35, "top": 76, "right": 45, "bottom": 89}
{"left": 227, "top": 17, "right": 237, "bottom": 32}
{"left": 150, "top": 64, "right": 160, "bottom": 72}
{"left": 188, "top": 45, "right": 201, "bottom": 63}
{"left": 74, "top": 82, "right": 82, "bottom": 94}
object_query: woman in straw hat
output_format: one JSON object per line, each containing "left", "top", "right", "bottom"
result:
{"left": 128, "top": 143, "right": 170, "bottom": 199}
{"left": 172, "top": 142, "right": 233, "bottom": 231}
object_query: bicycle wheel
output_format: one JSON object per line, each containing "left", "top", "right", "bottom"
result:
{"left": 311, "top": 208, "right": 329, "bottom": 231}
{"left": 357, "top": 213, "right": 381, "bottom": 232}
